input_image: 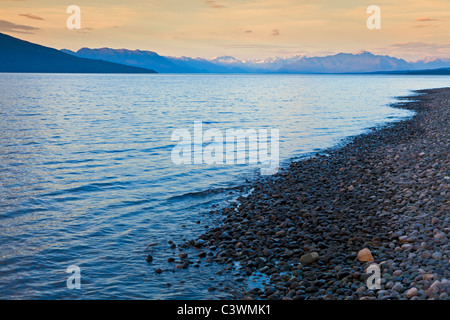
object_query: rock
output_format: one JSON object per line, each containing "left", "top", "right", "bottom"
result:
{"left": 433, "top": 233, "right": 446, "bottom": 243}
{"left": 408, "top": 252, "right": 417, "bottom": 259}
{"left": 219, "top": 231, "right": 231, "bottom": 239}
{"left": 428, "top": 280, "right": 441, "bottom": 293}
{"left": 155, "top": 268, "right": 163, "bottom": 274}
{"left": 393, "top": 270, "right": 402, "bottom": 276}
{"left": 356, "top": 286, "right": 366, "bottom": 293}
{"left": 360, "top": 273, "right": 371, "bottom": 282}
{"left": 145, "top": 255, "right": 153, "bottom": 263}
{"left": 392, "top": 283, "right": 405, "bottom": 293}
{"left": 441, "top": 279, "right": 450, "bottom": 287}
{"left": 380, "top": 295, "right": 396, "bottom": 300}
{"left": 406, "top": 287, "right": 418, "bottom": 299}
{"left": 299, "top": 252, "right": 320, "bottom": 265}
{"left": 194, "top": 240, "right": 205, "bottom": 247}
{"left": 377, "top": 290, "right": 389, "bottom": 299}
{"left": 431, "top": 252, "right": 442, "bottom": 260}
{"left": 359, "top": 296, "right": 376, "bottom": 300}
{"left": 385, "top": 281, "right": 394, "bottom": 289}
{"left": 275, "top": 230, "right": 286, "bottom": 236}
{"left": 423, "top": 273, "right": 434, "bottom": 281}
{"left": 357, "top": 248, "right": 374, "bottom": 262}
{"left": 401, "top": 244, "right": 413, "bottom": 251}
{"left": 337, "top": 269, "right": 351, "bottom": 280}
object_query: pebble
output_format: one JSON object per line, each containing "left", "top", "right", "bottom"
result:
{"left": 431, "top": 252, "right": 442, "bottom": 260}
{"left": 357, "top": 248, "right": 374, "bottom": 262}
{"left": 299, "top": 252, "right": 320, "bottom": 265}
{"left": 392, "top": 283, "right": 404, "bottom": 293}
{"left": 401, "top": 244, "right": 413, "bottom": 251}
{"left": 406, "top": 287, "right": 418, "bottom": 299}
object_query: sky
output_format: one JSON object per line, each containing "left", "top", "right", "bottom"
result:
{"left": 0, "top": 0, "right": 449, "bottom": 61}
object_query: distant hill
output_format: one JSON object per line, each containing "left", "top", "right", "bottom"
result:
{"left": 62, "top": 48, "right": 246, "bottom": 73}
{"left": 61, "top": 48, "right": 189, "bottom": 73}
{"left": 278, "top": 51, "right": 412, "bottom": 73}
{"left": 62, "top": 47, "right": 450, "bottom": 74}
{"left": 165, "top": 55, "right": 246, "bottom": 73}
{"left": 374, "top": 68, "right": 450, "bottom": 75}
{"left": 405, "top": 68, "right": 450, "bottom": 75}
{"left": 0, "top": 33, "right": 157, "bottom": 73}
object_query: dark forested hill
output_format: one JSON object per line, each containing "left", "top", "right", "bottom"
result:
{"left": 0, "top": 33, "right": 157, "bottom": 73}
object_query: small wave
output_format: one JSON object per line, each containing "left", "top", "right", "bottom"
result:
{"left": 104, "top": 198, "right": 155, "bottom": 209}
{"left": 202, "top": 121, "right": 221, "bottom": 124}
{"left": 42, "top": 158, "right": 95, "bottom": 166}
{"left": 141, "top": 145, "right": 173, "bottom": 153}
{"left": 43, "top": 180, "right": 132, "bottom": 197}
{"left": 165, "top": 185, "right": 241, "bottom": 202}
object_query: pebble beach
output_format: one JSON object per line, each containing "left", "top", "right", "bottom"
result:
{"left": 176, "top": 87, "right": 450, "bottom": 300}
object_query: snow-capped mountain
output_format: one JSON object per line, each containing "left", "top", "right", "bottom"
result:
{"left": 61, "top": 48, "right": 450, "bottom": 74}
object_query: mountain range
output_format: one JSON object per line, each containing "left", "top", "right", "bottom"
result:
{"left": 61, "top": 48, "right": 450, "bottom": 74}
{"left": 0, "top": 32, "right": 156, "bottom": 73}
{"left": 0, "top": 32, "right": 449, "bottom": 74}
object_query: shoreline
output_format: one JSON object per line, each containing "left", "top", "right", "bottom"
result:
{"left": 181, "top": 87, "right": 449, "bottom": 300}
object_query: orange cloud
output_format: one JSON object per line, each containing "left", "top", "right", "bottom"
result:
{"left": 413, "top": 24, "right": 433, "bottom": 28}
{"left": 205, "top": 1, "right": 226, "bottom": 9}
{"left": 415, "top": 17, "right": 439, "bottom": 22}
{"left": 0, "top": 19, "right": 39, "bottom": 34}
{"left": 19, "top": 13, "right": 44, "bottom": 21}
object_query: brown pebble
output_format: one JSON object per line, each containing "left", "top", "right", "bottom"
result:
{"left": 357, "top": 248, "right": 374, "bottom": 262}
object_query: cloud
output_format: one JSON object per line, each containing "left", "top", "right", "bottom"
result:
{"left": 205, "top": 1, "right": 226, "bottom": 9}
{"left": 383, "top": 42, "right": 450, "bottom": 59}
{"left": 221, "top": 44, "right": 293, "bottom": 49}
{"left": 413, "top": 24, "right": 433, "bottom": 28}
{"left": 19, "top": 13, "right": 44, "bottom": 21}
{"left": 389, "top": 42, "right": 446, "bottom": 50}
{"left": 0, "top": 20, "right": 39, "bottom": 34}
{"left": 222, "top": 44, "right": 276, "bottom": 49}
{"left": 75, "top": 27, "right": 93, "bottom": 34}
{"left": 415, "top": 17, "right": 439, "bottom": 22}
{"left": 244, "top": 30, "right": 252, "bottom": 33}
{"left": 271, "top": 29, "right": 279, "bottom": 36}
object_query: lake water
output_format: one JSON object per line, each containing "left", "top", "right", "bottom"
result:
{"left": 0, "top": 74, "right": 449, "bottom": 299}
